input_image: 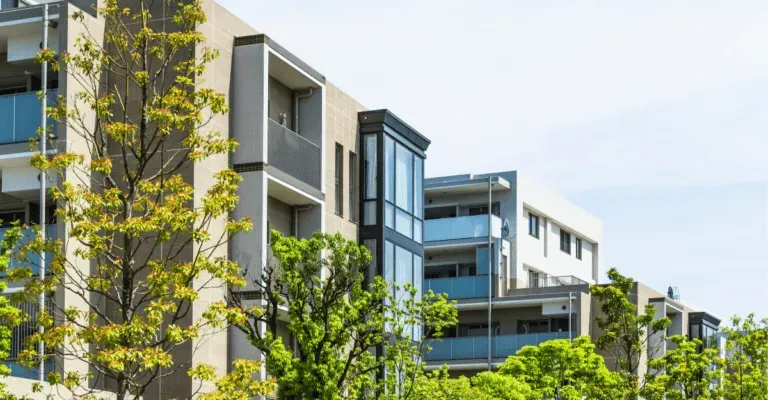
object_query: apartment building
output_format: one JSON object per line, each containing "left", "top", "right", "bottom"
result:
{"left": 0, "top": 0, "right": 431, "bottom": 398}
{"left": 421, "top": 171, "right": 722, "bottom": 377}
{"left": 421, "top": 171, "right": 603, "bottom": 372}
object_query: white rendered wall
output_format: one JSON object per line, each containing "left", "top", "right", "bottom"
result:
{"left": 515, "top": 174, "right": 603, "bottom": 285}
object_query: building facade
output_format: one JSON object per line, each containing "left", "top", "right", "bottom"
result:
{"left": 0, "top": 0, "right": 433, "bottom": 397}
{"left": 422, "top": 171, "right": 602, "bottom": 372}
{"left": 0, "top": 0, "right": 723, "bottom": 397}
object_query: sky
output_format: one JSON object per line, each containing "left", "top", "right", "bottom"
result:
{"left": 218, "top": 0, "right": 768, "bottom": 319}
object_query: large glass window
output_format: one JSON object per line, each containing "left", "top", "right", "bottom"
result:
{"left": 384, "top": 135, "right": 424, "bottom": 240}
{"left": 395, "top": 143, "right": 413, "bottom": 212}
{"left": 414, "top": 157, "right": 423, "bottom": 219}
{"left": 335, "top": 143, "right": 343, "bottom": 216}
{"left": 395, "top": 208, "right": 412, "bottom": 237}
{"left": 364, "top": 135, "right": 377, "bottom": 200}
{"left": 395, "top": 245, "right": 413, "bottom": 299}
{"left": 363, "top": 135, "right": 377, "bottom": 226}
{"left": 385, "top": 136, "right": 395, "bottom": 203}
{"left": 349, "top": 151, "right": 357, "bottom": 222}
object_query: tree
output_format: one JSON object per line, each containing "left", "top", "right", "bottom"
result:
{"left": 411, "top": 368, "right": 477, "bottom": 400}
{"left": 230, "top": 231, "right": 458, "bottom": 400}
{"left": 721, "top": 314, "right": 768, "bottom": 400}
{"left": 470, "top": 372, "right": 531, "bottom": 400}
{"left": 498, "top": 336, "right": 625, "bottom": 400}
{"left": 641, "top": 335, "right": 723, "bottom": 400}
{"left": 590, "top": 268, "right": 671, "bottom": 399}
{"left": 0, "top": 227, "right": 25, "bottom": 399}
{"left": 5, "top": 0, "right": 261, "bottom": 398}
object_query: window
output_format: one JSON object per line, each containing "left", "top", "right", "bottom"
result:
{"left": 335, "top": 143, "right": 343, "bottom": 216}
{"left": 363, "top": 135, "right": 377, "bottom": 225}
{"left": 383, "top": 135, "right": 424, "bottom": 240}
{"left": 517, "top": 319, "right": 549, "bottom": 334}
{"left": 458, "top": 263, "right": 477, "bottom": 277}
{"left": 414, "top": 157, "right": 423, "bottom": 219}
{"left": 528, "top": 270, "right": 541, "bottom": 288}
{"left": 467, "top": 203, "right": 500, "bottom": 216}
{"left": 363, "top": 239, "right": 376, "bottom": 284}
{"left": 385, "top": 136, "right": 395, "bottom": 202}
{"left": 575, "top": 237, "right": 583, "bottom": 260}
{"left": 529, "top": 213, "right": 540, "bottom": 238}
{"left": 560, "top": 229, "right": 571, "bottom": 254}
{"left": 395, "top": 143, "right": 413, "bottom": 212}
{"left": 349, "top": 152, "right": 357, "bottom": 222}
{"left": 425, "top": 206, "right": 457, "bottom": 220}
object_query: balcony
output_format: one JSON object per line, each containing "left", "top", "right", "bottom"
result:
{"left": 425, "top": 332, "right": 571, "bottom": 361}
{"left": 425, "top": 275, "right": 490, "bottom": 299}
{"left": 0, "top": 90, "right": 58, "bottom": 145}
{"left": 267, "top": 119, "right": 321, "bottom": 191}
{"left": 424, "top": 214, "right": 501, "bottom": 243}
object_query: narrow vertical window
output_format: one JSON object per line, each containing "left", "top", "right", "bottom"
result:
{"left": 575, "top": 237, "right": 583, "bottom": 260}
{"left": 335, "top": 143, "right": 343, "bottom": 216}
{"left": 560, "top": 229, "right": 571, "bottom": 254}
{"left": 363, "top": 135, "right": 377, "bottom": 225}
{"left": 349, "top": 151, "right": 357, "bottom": 222}
{"left": 529, "top": 213, "right": 539, "bottom": 238}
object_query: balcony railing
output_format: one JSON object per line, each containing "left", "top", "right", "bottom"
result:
{"left": 267, "top": 119, "right": 321, "bottom": 191}
{"left": 519, "top": 275, "right": 588, "bottom": 289}
{"left": 4, "top": 296, "right": 54, "bottom": 379}
{"left": 425, "top": 332, "right": 571, "bottom": 361}
{"left": 424, "top": 214, "right": 501, "bottom": 243}
{"left": 0, "top": 90, "right": 58, "bottom": 144}
{"left": 425, "top": 275, "right": 490, "bottom": 299}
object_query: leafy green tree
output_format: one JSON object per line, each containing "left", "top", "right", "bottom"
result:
{"left": 498, "top": 336, "right": 625, "bottom": 400}
{"left": 642, "top": 335, "right": 723, "bottom": 400}
{"left": 231, "top": 231, "right": 457, "bottom": 400}
{"left": 721, "top": 314, "right": 768, "bottom": 400}
{"left": 470, "top": 371, "right": 531, "bottom": 400}
{"left": 590, "top": 268, "right": 671, "bottom": 398}
{"left": 3, "top": 0, "right": 268, "bottom": 398}
{"left": 411, "top": 368, "right": 477, "bottom": 400}
{"left": 0, "top": 227, "right": 24, "bottom": 399}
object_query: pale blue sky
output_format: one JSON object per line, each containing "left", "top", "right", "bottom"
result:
{"left": 219, "top": 0, "right": 768, "bottom": 319}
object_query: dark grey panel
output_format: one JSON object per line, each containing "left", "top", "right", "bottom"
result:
{"left": 234, "top": 34, "right": 325, "bottom": 84}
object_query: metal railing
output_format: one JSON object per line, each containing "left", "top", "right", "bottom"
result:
{"left": 424, "top": 214, "right": 502, "bottom": 243}
{"left": 425, "top": 275, "right": 490, "bottom": 299}
{"left": 6, "top": 297, "right": 52, "bottom": 361}
{"left": 267, "top": 119, "right": 322, "bottom": 190}
{"left": 519, "top": 275, "right": 588, "bottom": 289}
{"left": 2, "top": 296, "right": 54, "bottom": 379}
{"left": 0, "top": 90, "right": 58, "bottom": 144}
{"left": 425, "top": 332, "right": 571, "bottom": 361}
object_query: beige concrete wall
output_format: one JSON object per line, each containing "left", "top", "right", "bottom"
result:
{"left": 191, "top": 0, "right": 258, "bottom": 395}
{"left": 324, "top": 82, "right": 365, "bottom": 241}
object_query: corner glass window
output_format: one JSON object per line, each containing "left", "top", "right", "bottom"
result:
{"left": 385, "top": 136, "right": 395, "bottom": 203}
{"left": 364, "top": 135, "right": 377, "bottom": 200}
{"left": 395, "top": 143, "right": 413, "bottom": 212}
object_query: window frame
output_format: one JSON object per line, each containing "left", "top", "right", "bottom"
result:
{"left": 334, "top": 143, "right": 343, "bottom": 217}
{"left": 575, "top": 237, "right": 583, "bottom": 260}
{"left": 528, "top": 213, "right": 540, "bottom": 239}
{"left": 560, "top": 229, "right": 571, "bottom": 254}
{"left": 384, "top": 134, "right": 424, "bottom": 240}
{"left": 348, "top": 151, "right": 357, "bottom": 223}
